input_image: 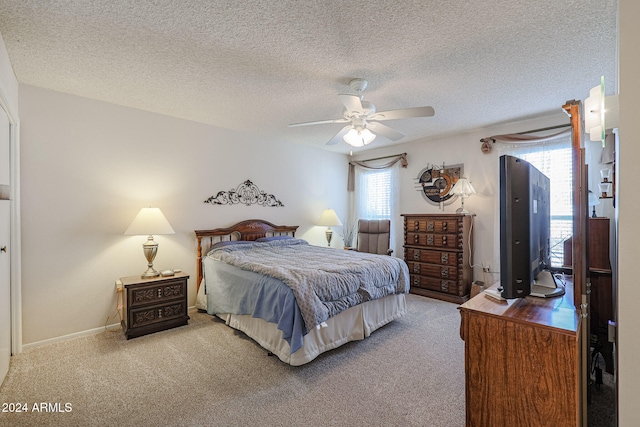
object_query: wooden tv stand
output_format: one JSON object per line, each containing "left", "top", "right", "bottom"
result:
{"left": 459, "top": 278, "right": 581, "bottom": 426}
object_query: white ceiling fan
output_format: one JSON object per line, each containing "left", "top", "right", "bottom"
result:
{"left": 288, "top": 78, "right": 435, "bottom": 147}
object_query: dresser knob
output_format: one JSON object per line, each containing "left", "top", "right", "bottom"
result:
{"left": 441, "top": 253, "right": 449, "bottom": 263}
{"left": 413, "top": 221, "right": 419, "bottom": 230}
{"left": 413, "top": 264, "right": 421, "bottom": 273}
{"left": 158, "top": 309, "right": 162, "bottom": 318}
{"left": 443, "top": 223, "right": 448, "bottom": 232}
{"left": 427, "top": 235, "right": 434, "bottom": 245}
{"left": 441, "top": 268, "right": 449, "bottom": 277}
{"left": 413, "top": 234, "right": 419, "bottom": 242}
{"left": 413, "top": 250, "right": 420, "bottom": 260}
{"left": 427, "top": 222, "right": 434, "bottom": 231}
{"left": 441, "top": 281, "right": 449, "bottom": 291}
{"left": 413, "top": 277, "right": 420, "bottom": 286}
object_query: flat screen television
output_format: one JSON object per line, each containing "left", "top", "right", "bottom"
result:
{"left": 499, "top": 154, "right": 565, "bottom": 299}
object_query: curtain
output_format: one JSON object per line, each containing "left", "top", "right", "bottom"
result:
{"left": 481, "top": 127, "right": 571, "bottom": 144}
{"left": 347, "top": 153, "right": 407, "bottom": 192}
{"left": 349, "top": 153, "right": 406, "bottom": 255}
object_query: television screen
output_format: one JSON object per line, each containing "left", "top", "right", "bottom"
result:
{"left": 499, "top": 155, "right": 564, "bottom": 299}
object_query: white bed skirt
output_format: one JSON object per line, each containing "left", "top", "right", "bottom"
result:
{"left": 198, "top": 284, "right": 406, "bottom": 366}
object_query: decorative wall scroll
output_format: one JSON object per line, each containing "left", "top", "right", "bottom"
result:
{"left": 204, "top": 179, "right": 284, "bottom": 207}
{"left": 414, "top": 163, "right": 463, "bottom": 207}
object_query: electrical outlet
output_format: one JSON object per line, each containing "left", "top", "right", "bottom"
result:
{"left": 115, "top": 279, "right": 123, "bottom": 293}
{"left": 482, "top": 263, "right": 490, "bottom": 273}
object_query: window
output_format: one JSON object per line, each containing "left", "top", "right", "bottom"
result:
{"left": 353, "top": 164, "right": 400, "bottom": 251}
{"left": 515, "top": 145, "right": 573, "bottom": 268}
{"left": 357, "top": 169, "right": 392, "bottom": 220}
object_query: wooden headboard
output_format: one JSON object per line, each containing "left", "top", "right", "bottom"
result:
{"left": 194, "top": 219, "right": 299, "bottom": 290}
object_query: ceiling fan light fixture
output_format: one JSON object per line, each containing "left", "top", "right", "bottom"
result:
{"left": 343, "top": 127, "right": 376, "bottom": 147}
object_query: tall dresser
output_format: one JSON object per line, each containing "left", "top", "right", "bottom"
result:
{"left": 402, "top": 213, "right": 473, "bottom": 303}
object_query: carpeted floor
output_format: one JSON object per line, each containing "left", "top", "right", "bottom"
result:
{"left": 0, "top": 294, "right": 466, "bottom": 427}
{"left": 588, "top": 371, "right": 617, "bottom": 426}
{"left": 0, "top": 293, "right": 617, "bottom": 427}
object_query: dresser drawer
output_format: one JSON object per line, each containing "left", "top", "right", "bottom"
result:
{"left": 405, "top": 232, "right": 462, "bottom": 249}
{"left": 128, "top": 300, "right": 188, "bottom": 329}
{"left": 405, "top": 217, "right": 460, "bottom": 234}
{"left": 407, "top": 261, "right": 459, "bottom": 280}
{"left": 127, "top": 278, "right": 186, "bottom": 308}
{"left": 409, "top": 274, "right": 462, "bottom": 296}
{"left": 404, "top": 248, "right": 460, "bottom": 266}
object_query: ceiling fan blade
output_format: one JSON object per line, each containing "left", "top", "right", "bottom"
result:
{"left": 338, "top": 94, "right": 364, "bottom": 115}
{"left": 327, "top": 125, "right": 352, "bottom": 145}
{"left": 369, "top": 106, "right": 435, "bottom": 121}
{"left": 367, "top": 122, "right": 404, "bottom": 141}
{"left": 288, "top": 117, "right": 349, "bottom": 127}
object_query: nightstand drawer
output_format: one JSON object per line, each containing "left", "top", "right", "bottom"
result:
{"left": 127, "top": 279, "right": 186, "bottom": 308}
{"left": 129, "top": 300, "right": 187, "bottom": 329}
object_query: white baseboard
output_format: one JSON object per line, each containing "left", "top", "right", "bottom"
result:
{"left": 21, "top": 306, "right": 198, "bottom": 351}
{"left": 22, "top": 323, "right": 121, "bottom": 351}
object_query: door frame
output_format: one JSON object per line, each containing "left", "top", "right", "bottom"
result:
{"left": 0, "top": 77, "right": 22, "bottom": 355}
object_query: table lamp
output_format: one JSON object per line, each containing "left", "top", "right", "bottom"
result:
{"left": 318, "top": 209, "right": 342, "bottom": 247}
{"left": 125, "top": 207, "right": 175, "bottom": 278}
{"left": 451, "top": 177, "right": 476, "bottom": 214}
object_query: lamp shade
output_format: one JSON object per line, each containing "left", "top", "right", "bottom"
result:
{"left": 588, "top": 190, "right": 600, "bottom": 207}
{"left": 124, "top": 208, "right": 175, "bottom": 236}
{"left": 317, "top": 209, "right": 343, "bottom": 227}
{"left": 343, "top": 128, "right": 376, "bottom": 147}
{"left": 451, "top": 178, "right": 476, "bottom": 197}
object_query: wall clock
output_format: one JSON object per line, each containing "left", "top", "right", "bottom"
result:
{"left": 415, "top": 163, "right": 463, "bottom": 206}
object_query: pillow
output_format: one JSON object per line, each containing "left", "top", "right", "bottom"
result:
{"left": 210, "top": 240, "right": 252, "bottom": 250}
{"left": 256, "top": 235, "right": 294, "bottom": 242}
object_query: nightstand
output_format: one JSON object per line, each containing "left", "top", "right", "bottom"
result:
{"left": 120, "top": 271, "right": 190, "bottom": 339}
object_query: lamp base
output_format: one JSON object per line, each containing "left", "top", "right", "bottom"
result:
{"left": 141, "top": 236, "right": 160, "bottom": 279}
{"left": 141, "top": 267, "right": 160, "bottom": 279}
{"left": 325, "top": 228, "right": 333, "bottom": 247}
{"left": 456, "top": 207, "right": 472, "bottom": 215}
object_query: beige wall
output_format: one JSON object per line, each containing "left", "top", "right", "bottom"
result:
{"left": 617, "top": 0, "right": 639, "bottom": 424}
{"left": 18, "top": 85, "right": 348, "bottom": 345}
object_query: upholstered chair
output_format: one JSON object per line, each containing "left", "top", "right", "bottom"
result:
{"left": 356, "top": 219, "right": 393, "bottom": 255}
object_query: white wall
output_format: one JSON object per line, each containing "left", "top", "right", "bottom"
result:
{"left": 351, "top": 112, "right": 570, "bottom": 285}
{"left": 18, "top": 85, "right": 348, "bottom": 345}
{"left": 0, "top": 34, "right": 18, "bottom": 112}
{"left": 617, "top": 1, "right": 639, "bottom": 424}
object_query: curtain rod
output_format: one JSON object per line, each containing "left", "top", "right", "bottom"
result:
{"left": 356, "top": 152, "right": 407, "bottom": 162}
{"left": 515, "top": 124, "right": 570, "bottom": 135}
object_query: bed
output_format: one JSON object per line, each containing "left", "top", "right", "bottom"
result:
{"left": 195, "top": 219, "right": 409, "bottom": 366}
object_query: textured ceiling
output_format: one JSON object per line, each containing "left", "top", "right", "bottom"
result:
{"left": 0, "top": 0, "right": 618, "bottom": 153}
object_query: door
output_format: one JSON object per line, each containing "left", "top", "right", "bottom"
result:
{"left": 0, "top": 200, "right": 9, "bottom": 385}
{"left": 0, "top": 102, "right": 9, "bottom": 385}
